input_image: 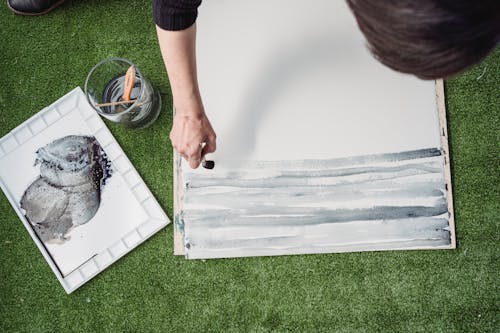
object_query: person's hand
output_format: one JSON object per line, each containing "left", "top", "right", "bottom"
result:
{"left": 170, "top": 102, "right": 216, "bottom": 169}
{"left": 156, "top": 24, "right": 215, "bottom": 168}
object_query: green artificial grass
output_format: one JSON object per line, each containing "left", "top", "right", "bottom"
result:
{"left": 0, "top": 1, "right": 498, "bottom": 332}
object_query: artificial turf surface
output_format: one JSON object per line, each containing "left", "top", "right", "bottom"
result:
{"left": 0, "top": 1, "right": 498, "bottom": 332}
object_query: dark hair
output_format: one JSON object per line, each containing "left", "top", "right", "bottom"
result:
{"left": 346, "top": 0, "right": 500, "bottom": 79}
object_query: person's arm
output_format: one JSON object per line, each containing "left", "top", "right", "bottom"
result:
{"left": 153, "top": 0, "right": 216, "bottom": 169}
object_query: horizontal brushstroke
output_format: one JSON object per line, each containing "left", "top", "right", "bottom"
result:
{"left": 184, "top": 204, "right": 449, "bottom": 226}
{"left": 184, "top": 148, "right": 442, "bottom": 174}
{"left": 185, "top": 187, "right": 444, "bottom": 209}
{"left": 186, "top": 160, "right": 442, "bottom": 182}
{"left": 186, "top": 179, "right": 446, "bottom": 197}
{"left": 181, "top": 149, "right": 451, "bottom": 259}
{"left": 185, "top": 167, "right": 444, "bottom": 189}
{"left": 186, "top": 217, "right": 450, "bottom": 243}
{"left": 187, "top": 227, "right": 450, "bottom": 251}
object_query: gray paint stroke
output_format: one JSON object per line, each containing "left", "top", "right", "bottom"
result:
{"left": 20, "top": 135, "right": 112, "bottom": 243}
{"left": 181, "top": 149, "right": 451, "bottom": 259}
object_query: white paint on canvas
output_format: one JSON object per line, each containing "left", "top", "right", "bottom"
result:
{"left": 191, "top": 0, "right": 441, "bottom": 165}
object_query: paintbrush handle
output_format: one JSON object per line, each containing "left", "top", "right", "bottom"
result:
{"left": 122, "top": 66, "right": 136, "bottom": 101}
{"left": 95, "top": 100, "right": 137, "bottom": 107}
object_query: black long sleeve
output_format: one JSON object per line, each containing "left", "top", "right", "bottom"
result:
{"left": 153, "top": 0, "right": 202, "bottom": 31}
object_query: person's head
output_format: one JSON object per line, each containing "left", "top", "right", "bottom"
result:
{"left": 346, "top": 0, "right": 499, "bottom": 79}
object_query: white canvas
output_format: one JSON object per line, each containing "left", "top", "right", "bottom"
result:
{"left": 175, "top": 0, "right": 455, "bottom": 258}
{"left": 0, "top": 88, "right": 169, "bottom": 292}
{"left": 195, "top": 0, "right": 441, "bottom": 162}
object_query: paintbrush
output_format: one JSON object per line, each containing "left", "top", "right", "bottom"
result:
{"left": 95, "top": 100, "right": 137, "bottom": 107}
{"left": 96, "top": 66, "right": 137, "bottom": 112}
{"left": 122, "top": 65, "right": 136, "bottom": 102}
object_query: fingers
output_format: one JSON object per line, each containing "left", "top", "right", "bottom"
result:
{"left": 201, "top": 135, "right": 217, "bottom": 157}
{"left": 183, "top": 144, "right": 203, "bottom": 169}
{"left": 181, "top": 139, "right": 215, "bottom": 169}
{"left": 178, "top": 152, "right": 202, "bottom": 169}
{"left": 189, "top": 156, "right": 201, "bottom": 169}
{"left": 169, "top": 112, "right": 216, "bottom": 169}
{"left": 181, "top": 136, "right": 216, "bottom": 169}
{"left": 173, "top": 142, "right": 203, "bottom": 169}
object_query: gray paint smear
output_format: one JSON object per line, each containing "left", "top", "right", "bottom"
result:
{"left": 184, "top": 204, "right": 448, "bottom": 226}
{"left": 185, "top": 164, "right": 443, "bottom": 189}
{"left": 195, "top": 148, "right": 442, "bottom": 171}
{"left": 187, "top": 161, "right": 442, "bottom": 182}
{"left": 182, "top": 148, "right": 451, "bottom": 259}
{"left": 20, "top": 135, "right": 112, "bottom": 243}
{"left": 190, "top": 227, "right": 450, "bottom": 250}
{"left": 186, "top": 180, "right": 446, "bottom": 197}
{"left": 187, "top": 217, "right": 450, "bottom": 241}
{"left": 185, "top": 186, "right": 444, "bottom": 207}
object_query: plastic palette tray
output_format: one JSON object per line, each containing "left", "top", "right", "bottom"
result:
{"left": 0, "top": 87, "right": 169, "bottom": 293}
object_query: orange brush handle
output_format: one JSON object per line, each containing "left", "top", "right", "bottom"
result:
{"left": 122, "top": 65, "right": 136, "bottom": 101}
